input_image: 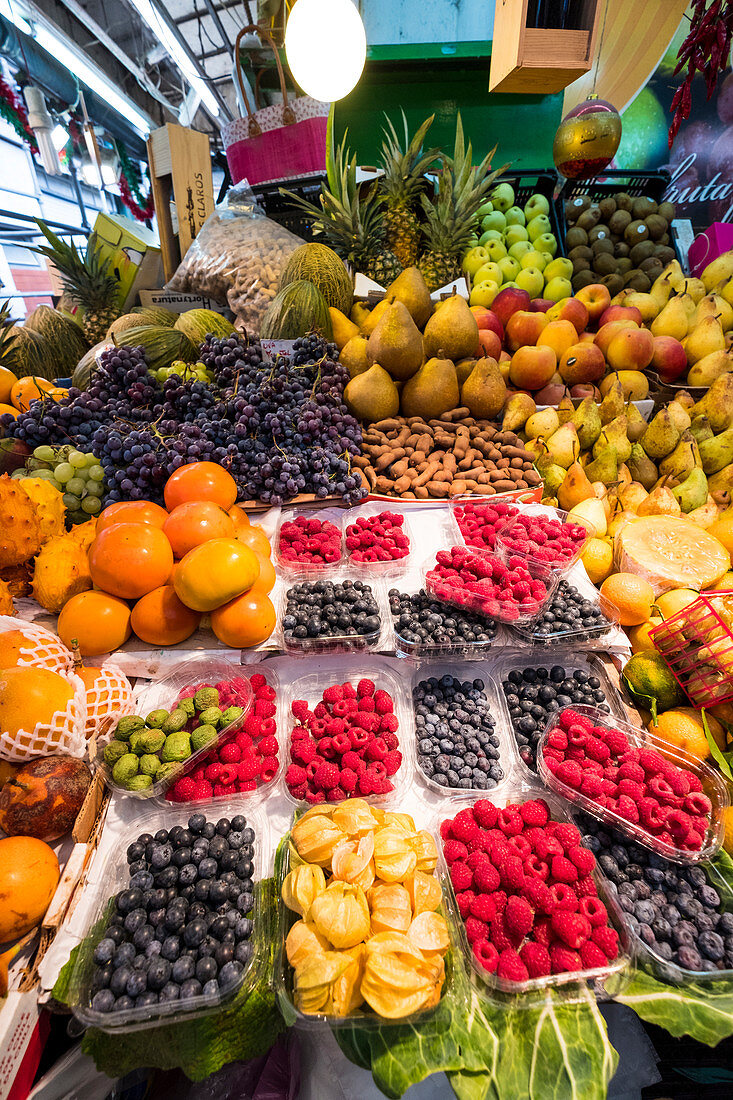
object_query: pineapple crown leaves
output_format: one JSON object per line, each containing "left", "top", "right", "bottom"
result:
{"left": 379, "top": 111, "right": 441, "bottom": 202}
{"left": 31, "top": 220, "right": 121, "bottom": 310}
{"left": 0, "top": 300, "right": 19, "bottom": 370}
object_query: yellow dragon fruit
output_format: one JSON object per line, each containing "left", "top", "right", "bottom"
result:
{"left": 31, "top": 534, "right": 93, "bottom": 612}
{"left": 18, "top": 479, "right": 65, "bottom": 542}
{"left": 0, "top": 476, "right": 42, "bottom": 566}
{"left": 66, "top": 518, "right": 97, "bottom": 549}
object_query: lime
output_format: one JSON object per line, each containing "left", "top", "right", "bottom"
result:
{"left": 622, "top": 652, "right": 685, "bottom": 720}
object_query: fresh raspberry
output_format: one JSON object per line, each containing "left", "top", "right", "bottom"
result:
{"left": 685, "top": 771, "right": 703, "bottom": 793}
{"left": 470, "top": 893, "right": 497, "bottom": 922}
{"left": 496, "top": 948, "right": 529, "bottom": 983}
{"left": 305, "top": 790, "right": 326, "bottom": 804}
{"left": 498, "top": 808, "right": 523, "bottom": 836}
{"left": 556, "top": 760, "right": 583, "bottom": 789}
{"left": 488, "top": 889, "right": 508, "bottom": 915}
{"left": 550, "top": 944, "right": 582, "bottom": 974}
{"left": 473, "top": 862, "right": 501, "bottom": 894}
{"left": 551, "top": 822, "right": 582, "bottom": 849}
{"left": 313, "top": 762, "right": 341, "bottom": 791}
{"left": 467, "top": 850, "right": 490, "bottom": 871}
{"left": 524, "top": 855, "right": 549, "bottom": 882}
{"left": 218, "top": 763, "right": 238, "bottom": 786}
{"left": 451, "top": 809, "right": 480, "bottom": 844}
{"left": 450, "top": 861, "right": 473, "bottom": 891}
{"left": 238, "top": 755, "right": 260, "bottom": 781}
{"left": 518, "top": 799, "right": 550, "bottom": 827}
{"left": 169, "top": 776, "right": 197, "bottom": 802}
{"left": 580, "top": 941, "right": 609, "bottom": 969}
{"left": 490, "top": 913, "right": 514, "bottom": 952}
{"left": 473, "top": 940, "right": 499, "bottom": 974}
{"left": 340, "top": 768, "right": 358, "bottom": 793}
{"left": 443, "top": 839, "right": 469, "bottom": 864}
{"left": 440, "top": 820, "right": 453, "bottom": 841}
{"left": 509, "top": 835, "right": 532, "bottom": 862}
{"left": 465, "top": 916, "right": 489, "bottom": 944}
{"left": 245, "top": 713, "right": 264, "bottom": 738}
{"left": 685, "top": 791, "right": 712, "bottom": 816}
{"left": 520, "top": 941, "right": 552, "bottom": 979}
{"left": 249, "top": 673, "right": 266, "bottom": 691}
{"left": 617, "top": 760, "right": 645, "bottom": 783}
{"left": 579, "top": 773, "right": 604, "bottom": 798}
{"left": 551, "top": 855, "right": 579, "bottom": 884}
{"left": 473, "top": 799, "right": 499, "bottom": 828}
{"left": 205, "top": 761, "right": 224, "bottom": 783}
{"left": 326, "top": 786, "right": 346, "bottom": 802}
{"left": 374, "top": 690, "right": 393, "bottom": 714}
{"left": 382, "top": 731, "right": 399, "bottom": 750}
{"left": 499, "top": 857, "right": 525, "bottom": 892}
{"left": 357, "top": 696, "right": 376, "bottom": 713}
{"left": 638, "top": 797, "right": 665, "bottom": 831}
{"left": 579, "top": 897, "right": 608, "bottom": 927}
{"left": 456, "top": 890, "right": 475, "bottom": 918}
{"left": 254, "top": 699, "right": 276, "bottom": 719}
{"left": 291, "top": 699, "right": 310, "bottom": 722}
{"left": 532, "top": 917, "right": 553, "bottom": 947}
{"left": 522, "top": 877, "right": 553, "bottom": 914}
{"left": 291, "top": 737, "right": 318, "bottom": 765}
{"left": 549, "top": 883, "right": 578, "bottom": 912}
{"left": 379, "top": 714, "right": 399, "bottom": 734}
{"left": 575, "top": 875, "right": 597, "bottom": 898}
{"left": 257, "top": 735, "right": 278, "bottom": 757}
{"left": 648, "top": 776, "right": 678, "bottom": 806}
{"left": 259, "top": 756, "right": 278, "bottom": 782}
{"left": 603, "top": 729, "right": 630, "bottom": 757}
{"left": 505, "top": 895, "right": 534, "bottom": 937}
{"left": 583, "top": 735, "right": 610, "bottom": 763}
{"left": 547, "top": 729, "right": 568, "bottom": 751}
{"left": 550, "top": 911, "right": 591, "bottom": 949}
{"left": 285, "top": 764, "right": 306, "bottom": 787}
{"left": 356, "top": 678, "right": 375, "bottom": 698}
{"left": 212, "top": 783, "right": 229, "bottom": 797}
{"left": 288, "top": 782, "right": 307, "bottom": 800}
{"left": 591, "top": 926, "right": 620, "bottom": 960}
{"left": 567, "top": 845, "right": 595, "bottom": 876}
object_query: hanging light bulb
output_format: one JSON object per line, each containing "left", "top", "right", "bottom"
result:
{"left": 285, "top": 0, "right": 366, "bottom": 103}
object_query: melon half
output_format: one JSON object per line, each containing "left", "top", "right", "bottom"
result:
{"left": 616, "top": 516, "right": 731, "bottom": 595}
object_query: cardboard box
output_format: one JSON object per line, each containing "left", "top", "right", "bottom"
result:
{"left": 688, "top": 222, "right": 733, "bottom": 278}
{"left": 138, "top": 289, "right": 232, "bottom": 317}
{"left": 93, "top": 212, "right": 163, "bottom": 312}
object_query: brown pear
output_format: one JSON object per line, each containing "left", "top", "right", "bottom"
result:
{"left": 344, "top": 364, "right": 399, "bottom": 423}
{"left": 455, "top": 358, "right": 477, "bottom": 386}
{"left": 557, "top": 460, "right": 595, "bottom": 510}
{"left": 422, "top": 293, "right": 479, "bottom": 360}
{"left": 401, "top": 355, "right": 459, "bottom": 420}
{"left": 361, "top": 297, "right": 392, "bottom": 336}
{"left": 385, "top": 267, "right": 432, "bottom": 328}
{"left": 366, "top": 300, "right": 424, "bottom": 381}
{"left": 460, "top": 357, "right": 506, "bottom": 420}
{"left": 339, "top": 335, "right": 370, "bottom": 378}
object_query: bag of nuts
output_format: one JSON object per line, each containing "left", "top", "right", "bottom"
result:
{"left": 166, "top": 180, "right": 304, "bottom": 332}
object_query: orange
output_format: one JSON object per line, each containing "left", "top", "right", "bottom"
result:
{"left": 0, "top": 836, "right": 59, "bottom": 940}
{"left": 237, "top": 524, "right": 271, "bottom": 558}
{"left": 0, "top": 404, "right": 18, "bottom": 419}
{"left": 96, "top": 501, "right": 168, "bottom": 535}
{"left": 652, "top": 707, "right": 727, "bottom": 762}
{"left": 599, "top": 572, "right": 655, "bottom": 626}
{"left": 628, "top": 617, "right": 662, "bottom": 654}
{"left": 229, "top": 504, "right": 251, "bottom": 532}
{"left": 0, "top": 666, "right": 73, "bottom": 736}
{"left": 0, "top": 367, "right": 17, "bottom": 404}
{"left": 131, "top": 585, "right": 202, "bottom": 645}
{"left": 655, "top": 588, "right": 700, "bottom": 619}
{"left": 45, "top": 387, "right": 68, "bottom": 401}
{"left": 174, "top": 538, "right": 260, "bottom": 612}
{"left": 10, "top": 377, "right": 55, "bottom": 412}
{"left": 210, "top": 591, "right": 276, "bottom": 648}
{"left": 164, "top": 462, "right": 237, "bottom": 512}
{"left": 581, "top": 538, "right": 613, "bottom": 585}
{"left": 250, "top": 551, "right": 275, "bottom": 594}
{"left": 57, "top": 591, "right": 132, "bottom": 656}
{"left": 88, "top": 523, "right": 173, "bottom": 600}
{"left": 163, "top": 500, "right": 235, "bottom": 558}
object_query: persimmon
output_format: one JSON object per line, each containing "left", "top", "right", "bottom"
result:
{"left": 210, "top": 591, "right": 276, "bottom": 648}
{"left": 164, "top": 462, "right": 237, "bottom": 511}
{"left": 228, "top": 504, "right": 251, "bottom": 531}
{"left": 249, "top": 551, "right": 275, "bottom": 594}
{"left": 163, "top": 500, "right": 235, "bottom": 558}
{"left": 131, "top": 585, "right": 201, "bottom": 645}
{"left": 237, "top": 524, "right": 271, "bottom": 558}
{"left": 174, "top": 538, "right": 260, "bottom": 612}
{"left": 88, "top": 523, "right": 173, "bottom": 600}
{"left": 57, "top": 591, "right": 132, "bottom": 656}
{"left": 96, "top": 501, "right": 168, "bottom": 535}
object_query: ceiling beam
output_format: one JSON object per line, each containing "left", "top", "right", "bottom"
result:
{"left": 173, "top": 0, "right": 243, "bottom": 27}
{"left": 202, "top": 0, "right": 234, "bottom": 59}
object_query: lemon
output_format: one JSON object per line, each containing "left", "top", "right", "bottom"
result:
{"left": 581, "top": 538, "right": 614, "bottom": 585}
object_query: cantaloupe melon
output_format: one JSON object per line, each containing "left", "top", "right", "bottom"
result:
{"left": 616, "top": 515, "right": 730, "bottom": 594}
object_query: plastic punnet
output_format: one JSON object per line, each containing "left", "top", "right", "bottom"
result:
{"left": 342, "top": 502, "right": 415, "bottom": 577}
{"left": 273, "top": 507, "right": 345, "bottom": 577}
{"left": 276, "top": 572, "right": 390, "bottom": 655}
{"left": 424, "top": 545, "right": 559, "bottom": 625}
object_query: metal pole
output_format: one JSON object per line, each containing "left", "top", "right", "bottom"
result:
{"left": 202, "top": 0, "right": 235, "bottom": 60}
{"left": 144, "top": 0, "right": 234, "bottom": 123}
{"left": 69, "top": 160, "right": 91, "bottom": 229}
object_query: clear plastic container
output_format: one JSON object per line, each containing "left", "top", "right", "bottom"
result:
{"left": 67, "top": 798, "right": 267, "bottom": 1033}
{"left": 273, "top": 506, "right": 345, "bottom": 577}
{"left": 409, "top": 660, "right": 518, "bottom": 798}
{"left": 495, "top": 504, "right": 595, "bottom": 582}
{"left": 281, "top": 657, "right": 414, "bottom": 809}
{"left": 386, "top": 567, "right": 505, "bottom": 659}
{"left": 433, "top": 787, "right": 632, "bottom": 1006}
{"left": 276, "top": 573, "right": 390, "bottom": 655}
{"left": 93, "top": 656, "right": 253, "bottom": 800}
{"left": 342, "top": 502, "right": 415, "bottom": 577}
{"left": 449, "top": 498, "right": 519, "bottom": 552}
{"left": 496, "top": 649, "right": 626, "bottom": 778}
{"left": 273, "top": 810, "right": 459, "bottom": 1028}
{"left": 509, "top": 579, "right": 619, "bottom": 648}
{"left": 537, "top": 705, "right": 729, "bottom": 864}
{"left": 425, "top": 546, "right": 559, "bottom": 625}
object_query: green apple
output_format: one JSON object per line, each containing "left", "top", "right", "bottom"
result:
{"left": 501, "top": 281, "right": 521, "bottom": 291}
{"left": 516, "top": 266, "right": 545, "bottom": 298}
{"left": 520, "top": 249, "right": 548, "bottom": 271}
{"left": 498, "top": 256, "right": 520, "bottom": 282}
{"left": 477, "top": 200, "right": 494, "bottom": 217}
{"left": 505, "top": 224, "right": 529, "bottom": 247}
{"left": 505, "top": 205, "right": 526, "bottom": 227}
{"left": 490, "top": 182, "right": 515, "bottom": 212}
{"left": 543, "top": 275, "right": 573, "bottom": 302}
{"left": 508, "top": 240, "right": 533, "bottom": 261}
{"left": 484, "top": 239, "right": 508, "bottom": 262}
{"left": 543, "top": 256, "right": 573, "bottom": 282}
{"left": 474, "top": 261, "right": 503, "bottom": 286}
{"left": 527, "top": 214, "right": 553, "bottom": 241}
{"left": 479, "top": 229, "right": 503, "bottom": 246}
{"left": 524, "top": 193, "right": 550, "bottom": 220}
{"left": 463, "top": 245, "right": 490, "bottom": 277}
{"left": 469, "top": 281, "right": 499, "bottom": 307}
{"left": 481, "top": 210, "right": 506, "bottom": 233}
{"left": 540, "top": 252, "right": 554, "bottom": 266}
{"left": 535, "top": 232, "right": 557, "bottom": 257}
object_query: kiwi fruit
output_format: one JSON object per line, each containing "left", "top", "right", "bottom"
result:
{"left": 577, "top": 207, "right": 602, "bottom": 231}
{"left": 624, "top": 270, "right": 651, "bottom": 292}
{"left": 614, "top": 241, "right": 630, "bottom": 258}
{"left": 632, "top": 196, "right": 657, "bottom": 219}
{"left": 659, "top": 233, "right": 670, "bottom": 245}
{"left": 565, "top": 226, "right": 589, "bottom": 250}
{"left": 654, "top": 245, "right": 676, "bottom": 264}
{"left": 645, "top": 214, "right": 667, "bottom": 241}
{"left": 640, "top": 257, "right": 664, "bottom": 279}
{"left": 591, "top": 237, "right": 614, "bottom": 255}
{"left": 568, "top": 244, "right": 593, "bottom": 261}
{"left": 617, "top": 257, "right": 633, "bottom": 275}
{"left": 630, "top": 240, "right": 656, "bottom": 265}
{"left": 598, "top": 196, "right": 617, "bottom": 221}
{"left": 572, "top": 256, "right": 592, "bottom": 274}
{"left": 566, "top": 196, "right": 591, "bottom": 221}
{"left": 625, "top": 219, "right": 650, "bottom": 244}
{"left": 593, "top": 253, "right": 618, "bottom": 277}
{"left": 657, "top": 201, "right": 675, "bottom": 223}
{"left": 601, "top": 273, "right": 625, "bottom": 296}
{"left": 588, "top": 224, "right": 611, "bottom": 244}
{"left": 608, "top": 209, "right": 632, "bottom": 235}
{"left": 614, "top": 192, "right": 633, "bottom": 212}
{"left": 572, "top": 270, "right": 596, "bottom": 290}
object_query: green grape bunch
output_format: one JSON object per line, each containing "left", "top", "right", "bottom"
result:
{"left": 13, "top": 444, "right": 106, "bottom": 524}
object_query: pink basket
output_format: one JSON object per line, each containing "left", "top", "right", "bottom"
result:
{"left": 224, "top": 26, "right": 328, "bottom": 186}
{"left": 650, "top": 590, "right": 733, "bottom": 707}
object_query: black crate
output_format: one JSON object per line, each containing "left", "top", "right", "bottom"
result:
{"left": 491, "top": 169, "right": 566, "bottom": 257}
{"left": 251, "top": 174, "right": 326, "bottom": 242}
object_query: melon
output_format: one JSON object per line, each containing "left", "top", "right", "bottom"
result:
{"left": 112, "top": 326, "right": 197, "bottom": 371}
{"left": 0, "top": 755, "right": 90, "bottom": 840}
{"left": 24, "top": 305, "right": 89, "bottom": 378}
{"left": 72, "top": 342, "right": 109, "bottom": 391}
{"left": 106, "top": 312, "right": 165, "bottom": 340}
{"left": 616, "top": 515, "right": 731, "bottom": 594}
{"left": 131, "top": 305, "right": 177, "bottom": 326}
{"left": 281, "top": 243, "right": 353, "bottom": 315}
{"left": 260, "top": 280, "right": 333, "bottom": 341}
{"left": 9, "top": 327, "right": 56, "bottom": 381}
{"left": 174, "top": 309, "right": 236, "bottom": 345}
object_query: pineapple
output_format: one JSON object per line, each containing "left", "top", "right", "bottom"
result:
{"left": 379, "top": 112, "right": 440, "bottom": 268}
{"left": 418, "top": 115, "right": 507, "bottom": 292}
{"left": 282, "top": 137, "right": 403, "bottom": 286}
{"left": 0, "top": 301, "right": 19, "bottom": 372}
{"left": 32, "top": 222, "right": 121, "bottom": 343}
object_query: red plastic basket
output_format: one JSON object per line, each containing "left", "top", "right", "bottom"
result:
{"left": 649, "top": 590, "right": 733, "bottom": 707}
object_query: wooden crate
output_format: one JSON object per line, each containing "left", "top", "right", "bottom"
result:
{"left": 147, "top": 124, "right": 214, "bottom": 281}
{"left": 489, "top": 0, "right": 602, "bottom": 93}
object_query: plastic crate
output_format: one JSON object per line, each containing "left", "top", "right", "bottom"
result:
{"left": 650, "top": 591, "right": 733, "bottom": 707}
{"left": 492, "top": 169, "right": 565, "bottom": 256}
{"left": 251, "top": 174, "right": 327, "bottom": 241}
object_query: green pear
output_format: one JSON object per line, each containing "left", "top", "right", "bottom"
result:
{"left": 627, "top": 442, "right": 659, "bottom": 490}
{"left": 708, "top": 462, "right": 733, "bottom": 492}
{"left": 340, "top": 335, "right": 370, "bottom": 378}
{"left": 401, "top": 355, "right": 459, "bottom": 419}
{"left": 423, "top": 294, "right": 479, "bottom": 360}
{"left": 584, "top": 446, "right": 619, "bottom": 486}
{"left": 659, "top": 433, "right": 701, "bottom": 478}
{"left": 385, "top": 267, "right": 432, "bottom": 328}
{"left": 699, "top": 427, "right": 733, "bottom": 474}
{"left": 690, "top": 373, "right": 733, "bottom": 432}
{"left": 537, "top": 459, "right": 566, "bottom": 496}
{"left": 626, "top": 402, "right": 647, "bottom": 443}
{"left": 556, "top": 392, "right": 575, "bottom": 425}
{"left": 571, "top": 397, "right": 602, "bottom": 450}
{"left": 599, "top": 377, "right": 625, "bottom": 425}
{"left": 689, "top": 415, "right": 714, "bottom": 444}
{"left": 640, "top": 408, "right": 681, "bottom": 459}
{"left": 672, "top": 467, "right": 709, "bottom": 512}
{"left": 666, "top": 400, "right": 692, "bottom": 434}
{"left": 460, "top": 357, "right": 506, "bottom": 420}
{"left": 525, "top": 407, "right": 560, "bottom": 440}
{"left": 546, "top": 422, "right": 580, "bottom": 468}
{"left": 593, "top": 416, "right": 631, "bottom": 464}
{"left": 344, "top": 364, "right": 399, "bottom": 422}
{"left": 367, "top": 300, "right": 424, "bottom": 381}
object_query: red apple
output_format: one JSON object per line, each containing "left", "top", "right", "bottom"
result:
{"left": 575, "top": 283, "right": 612, "bottom": 326}
{"left": 546, "top": 296, "right": 589, "bottom": 334}
{"left": 598, "top": 304, "right": 644, "bottom": 328}
{"left": 529, "top": 298, "right": 554, "bottom": 314}
{"left": 595, "top": 319, "right": 639, "bottom": 358}
{"left": 651, "top": 334, "right": 688, "bottom": 382}
{"left": 606, "top": 327, "right": 654, "bottom": 371}
{"left": 505, "top": 310, "right": 549, "bottom": 352}
{"left": 570, "top": 383, "right": 601, "bottom": 400}
{"left": 508, "top": 345, "right": 557, "bottom": 390}
{"left": 470, "top": 306, "right": 504, "bottom": 342}
{"left": 491, "top": 286, "right": 531, "bottom": 327}
{"left": 534, "top": 382, "right": 568, "bottom": 405}
{"left": 559, "top": 342, "right": 606, "bottom": 386}
{"left": 0, "top": 437, "right": 31, "bottom": 473}
{"left": 475, "top": 328, "right": 502, "bottom": 359}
